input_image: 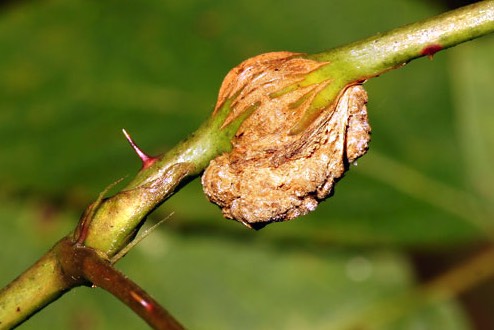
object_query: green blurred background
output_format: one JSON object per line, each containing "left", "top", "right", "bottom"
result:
{"left": 1, "top": 0, "right": 493, "bottom": 329}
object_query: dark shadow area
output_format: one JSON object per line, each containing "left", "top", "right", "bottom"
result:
{"left": 411, "top": 244, "right": 494, "bottom": 330}
{"left": 0, "top": 0, "right": 32, "bottom": 10}
{"left": 421, "top": 0, "right": 482, "bottom": 9}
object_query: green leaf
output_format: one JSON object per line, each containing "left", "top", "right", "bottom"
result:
{"left": 0, "top": 205, "right": 470, "bottom": 329}
{"left": 450, "top": 36, "right": 494, "bottom": 213}
{"left": 1, "top": 0, "right": 492, "bottom": 328}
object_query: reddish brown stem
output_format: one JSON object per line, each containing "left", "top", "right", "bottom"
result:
{"left": 84, "top": 256, "right": 184, "bottom": 330}
{"left": 57, "top": 239, "right": 185, "bottom": 330}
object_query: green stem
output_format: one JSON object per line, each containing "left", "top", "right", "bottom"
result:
{"left": 1, "top": 2, "right": 494, "bottom": 328}
{"left": 81, "top": 96, "right": 249, "bottom": 257}
{"left": 292, "top": 0, "right": 494, "bottom": 133}
{"left": 0, "top": 247, "right": 71, "bottom": 329}
{"left": 309, "top": 0, "right": 494, "bottom": 77}
{"left": 0, "top": 93, "right": 247, "bottom": 328}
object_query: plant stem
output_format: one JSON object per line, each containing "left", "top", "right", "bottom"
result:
{"left": 1, "top": 2, "right": 494, "bottom": 328}
{"left": 0, "top": 247, "right": 71, "bottom": 329}
{"left": 71, "top": 241, "right": 185, "bottom": 330}
{"left": 310, "top": 0, "right": 494, "bottom": 76}
{"left": 292, "top": 0, "right": 494, "bottom": 132}
{"left": 79, "top": 94, "right": 249, "bottom": 257}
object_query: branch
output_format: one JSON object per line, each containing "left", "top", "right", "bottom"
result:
{"left": 1, "top": 1, "right": 493, "bottom": 328}
{"left": 295, "top": 0, "right": 494, "bottom": 132}
{"left": 56, "top": 238, "right": 184, "bottom": 330}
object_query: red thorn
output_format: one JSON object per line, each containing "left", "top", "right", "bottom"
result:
{"left": 122, "top": 129, "right": 157, "bottom": 169}
{"left": 421, "top": 44, "right": 443, "bottom": 60}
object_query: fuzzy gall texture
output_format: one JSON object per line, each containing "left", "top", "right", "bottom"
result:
{"left": 202, "top": 52, "right": 371, "bottom": 229}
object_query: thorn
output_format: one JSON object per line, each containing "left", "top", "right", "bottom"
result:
{"left": 110, "top": 212, "right": 174, "bottom": 264}
{"left": 122, "top": 129, "right": 157, "bottom": 169}
{"left": 420, "top": 44, "right": 443, "bottom": 60}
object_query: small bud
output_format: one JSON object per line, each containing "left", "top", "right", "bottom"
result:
{"left": 202, "top": 52, "right": 371, "bottom": 229}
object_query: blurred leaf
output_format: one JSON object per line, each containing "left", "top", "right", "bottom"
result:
{"left": 1, "top": 0, "right": 493, "bottom": 328}
{"left": 1, "top": 207, "right": 470, "bottom": 329}
{"left": 0, "top": 0, "right": 443, "bottom": 197}
{"left": 450, "top": 35, "right": 494, "bottom": 212}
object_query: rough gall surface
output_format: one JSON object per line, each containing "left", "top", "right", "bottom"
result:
{"left": 202, "top": 52, "right": 371, "bottom": 228}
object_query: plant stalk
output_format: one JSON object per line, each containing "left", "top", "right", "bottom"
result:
{"left": 1, "top": 2, "right": 494, "bottom": 328}
{"left": 0, "top": 248, "right": 70, "bottom": 329}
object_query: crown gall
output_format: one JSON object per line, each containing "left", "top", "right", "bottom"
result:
{"left": 202, "top": 52, "right": 371, "bottom": 228}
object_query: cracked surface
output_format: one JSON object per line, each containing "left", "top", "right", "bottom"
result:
{"left": 202, "top": 52, "right": 371, "bottom": 228}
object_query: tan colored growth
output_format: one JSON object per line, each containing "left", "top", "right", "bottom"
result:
{"left": 202, "top": 51, "right": 371, "bottom": 228}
